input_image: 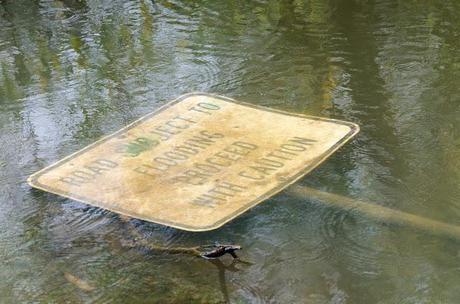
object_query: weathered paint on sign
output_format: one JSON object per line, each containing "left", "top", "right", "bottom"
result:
{"left": 28, "top": 93, "right": 359, "bottom": 231}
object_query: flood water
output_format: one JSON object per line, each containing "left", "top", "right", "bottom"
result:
{"left": 1, "top": 0, "right": 460, "bottom": 302}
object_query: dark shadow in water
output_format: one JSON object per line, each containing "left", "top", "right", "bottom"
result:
{"left": 118, "top": 216, "right": 254, "bottom": 303}
{"left": 207, "top": 258, "right": 249, "bottom": 303}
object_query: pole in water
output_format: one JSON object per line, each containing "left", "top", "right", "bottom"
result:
{"left": 286, "top": 185, "right": 460, "bottom": 240}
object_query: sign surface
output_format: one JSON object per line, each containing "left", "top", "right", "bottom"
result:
{"left": 28, "top": 93, "right": 359, "bottom": 231}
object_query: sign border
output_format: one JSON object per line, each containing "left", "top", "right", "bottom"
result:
{"left": 27, "top": 93, "right": 359, "bottom": 231}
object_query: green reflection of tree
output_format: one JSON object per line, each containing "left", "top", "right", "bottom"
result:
{"left": 329, "top": 1, "right": 460, "bottom": 303}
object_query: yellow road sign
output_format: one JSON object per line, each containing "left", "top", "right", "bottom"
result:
{"left": 28, "top": 93, "right": 359, "bottom": 231}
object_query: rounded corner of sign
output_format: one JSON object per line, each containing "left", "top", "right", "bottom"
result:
{"left": 347, "top": 122, "right": 360, "bottom": 136}
{"left": 26, "top": 174, "right": 40, "bottom": 188}
{"left": 332, "top": 119, "right": 360, "bottom": 139}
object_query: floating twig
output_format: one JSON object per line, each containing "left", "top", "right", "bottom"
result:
{"left": 121, "top": 218, "right": 243, "bottom": 259}
{"left": 201, "top": 244, "right": 242, "bottom": 259}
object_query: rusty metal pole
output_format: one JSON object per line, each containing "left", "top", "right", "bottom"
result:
{"left": 286, "top": 185, "right": 460, "bottom": 240}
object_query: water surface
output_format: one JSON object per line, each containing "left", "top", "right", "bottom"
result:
{"left": 1, "top": 0, "right": 460, "bottom": 303}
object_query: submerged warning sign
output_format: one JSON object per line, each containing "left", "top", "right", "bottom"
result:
{"left": 28, "top": 93, "right": 359, "bottom": 231}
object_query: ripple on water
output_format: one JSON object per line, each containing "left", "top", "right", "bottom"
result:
{"left": 315, "top": 204, "right": 440, "bottom": 278}
{"left": 316, "top": 207, "right": 387, "bottom": 276}
{"left": 231, "top": 280, "right": 267, "bottom": 304}
{"left": 256, "top": 197, "right": 403, "bottom": 278}
{"left": 133, "top": 221, "right": 189, "bottom": 247}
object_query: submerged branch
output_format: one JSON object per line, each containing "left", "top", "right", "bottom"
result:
{"left": 64, "top": 272, "right": 96, "bottom": 292}
{"left": 121, "top": 218, "right": 243, "bottom": 259}
{"left": 287, "top": 185, "right": 460, "bottom": 240}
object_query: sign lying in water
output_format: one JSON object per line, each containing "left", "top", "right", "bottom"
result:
{"left": 28, "top": 93, "right": 359, "bottom": 231}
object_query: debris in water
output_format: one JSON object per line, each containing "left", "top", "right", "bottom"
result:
{"left": 123, "top": 220, "right": 243, "bottom": 259}
{"left": 201, "top": 244, "right": 242, "bottom": 259}
{"left": 64, "top": 272, "right": 96, "bottom": 291}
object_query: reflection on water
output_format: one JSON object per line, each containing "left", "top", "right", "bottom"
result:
{"left": 1, "top": 0, "right": 460, "bottom": 302}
